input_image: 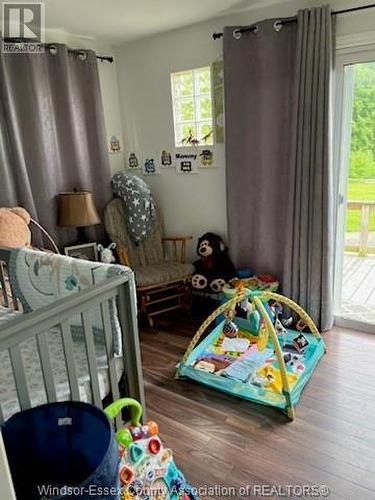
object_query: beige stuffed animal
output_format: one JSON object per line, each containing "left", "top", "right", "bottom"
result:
{"left": 0, "top": 207, "right": 32, "bottom": 248}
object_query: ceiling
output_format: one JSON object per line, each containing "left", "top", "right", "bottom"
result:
{"left": 1, "top": 0, "right": 290, "bottom": 44}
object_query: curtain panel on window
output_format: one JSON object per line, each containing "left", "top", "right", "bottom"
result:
{"left": 0, "top": 44, "right": 111, "bottom": 246}
{"left": 224, "top": 6, "right": 334, "bottom": 330}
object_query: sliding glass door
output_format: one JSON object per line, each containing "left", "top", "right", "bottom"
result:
{"left": 334, "top": 48, "right": 375, "bottom": 331}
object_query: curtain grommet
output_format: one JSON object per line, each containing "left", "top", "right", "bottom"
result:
{"left": 273, "top": 20, "right": 283, "bottom": 32}
{"left": 253, "top": 25, "right": 259, "bottom": 34}
{"left": 233, "top": 29, "right": 242, "bottom": 40}
{"left": 49, "top": 45, "right": 57, "bottom": 55}
{"left": 78, "top": 51, "right": 88, "bottom": 61}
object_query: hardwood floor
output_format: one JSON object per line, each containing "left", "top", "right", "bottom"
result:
{"left": 140, "top": 315, "right": 375, "bottom": 500}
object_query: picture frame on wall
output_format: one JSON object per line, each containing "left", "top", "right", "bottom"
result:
{"left": 64, "top": 243, "right": 98, "bottom": 261}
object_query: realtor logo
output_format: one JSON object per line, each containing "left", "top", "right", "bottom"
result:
{"left": 1, "top": 2, "right": 45, "bottom": 53}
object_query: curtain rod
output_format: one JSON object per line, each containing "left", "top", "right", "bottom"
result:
{"left": 2, "top": 38, "right": 114, "bottom": 62}
{"left": 212, "top": 2, "right": 375, "bottom": 40}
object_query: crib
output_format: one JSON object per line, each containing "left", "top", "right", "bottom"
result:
{"left": 0, "top": 246, "right": 145, "bottom": 498}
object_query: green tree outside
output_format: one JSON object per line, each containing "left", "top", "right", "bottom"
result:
{"left": 347, "top": 62, "right": 375, "bottom": 232}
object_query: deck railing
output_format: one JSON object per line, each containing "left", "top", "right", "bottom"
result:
{"left": 345, "top": 200, "right": 375, "bottom": 256}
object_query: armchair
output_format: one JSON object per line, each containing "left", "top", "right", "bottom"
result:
{"left": 104, "top": 198, "right": 193, "bottom": 326}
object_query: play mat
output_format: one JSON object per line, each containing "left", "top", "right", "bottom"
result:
{"left": 176, "top": 283, "right": 326, "bottom": 420}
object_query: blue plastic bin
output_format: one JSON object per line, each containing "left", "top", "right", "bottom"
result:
{"left": 2, "top": 402, "right": 119, "bottom": 500}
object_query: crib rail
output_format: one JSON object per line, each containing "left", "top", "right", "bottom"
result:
{"left": 0, "top": 249, "right": 145, "bottom": 429}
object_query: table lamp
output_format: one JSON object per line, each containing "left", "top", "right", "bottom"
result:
{"left": 58, "top": 191, "right": 100, "bottom": 243}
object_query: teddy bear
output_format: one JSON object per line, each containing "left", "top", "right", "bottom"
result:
{"left": 0, "top": 207, "right": 32, "bottom": 248}
{"left": 191, "top": 232, "right": 235, "bottom": 293}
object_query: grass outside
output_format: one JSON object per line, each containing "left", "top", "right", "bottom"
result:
{"left": 346, "top": 179, "right": 375, "bottom": 232}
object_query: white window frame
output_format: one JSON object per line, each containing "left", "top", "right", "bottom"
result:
{"left": 333, "top": 39, "right": 375, "bottom": 333}
{"left": 170, "top": 66, "right": 214, "bottom": 147}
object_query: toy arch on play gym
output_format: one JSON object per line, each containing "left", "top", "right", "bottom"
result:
{"left": 176, "top": 287, "right": 326, "bottom": 420}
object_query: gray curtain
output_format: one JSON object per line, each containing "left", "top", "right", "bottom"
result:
{"left": 224, "top": 6, "right": 334, "bottom": 330}
{"left": 0, "top": 44, "right": 111, "bottom": 246}
{"left": 283, "top": 7, "right": 334, "bottom": 331}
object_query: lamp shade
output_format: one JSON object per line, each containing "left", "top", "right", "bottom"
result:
{"left": 58, "top": 191, "right": 100, "bottom": 228}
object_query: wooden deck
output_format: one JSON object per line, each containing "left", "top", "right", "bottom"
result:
{"left": 341, "top": 253, "right": 375, "bottom": 324}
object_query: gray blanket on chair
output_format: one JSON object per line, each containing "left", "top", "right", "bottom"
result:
{"left": 111, "top": 171, "right": 157, "bottom": 244}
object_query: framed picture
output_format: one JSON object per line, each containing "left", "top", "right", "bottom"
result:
{"left": 64, "top": 243, "right": 98, "bottom": 261}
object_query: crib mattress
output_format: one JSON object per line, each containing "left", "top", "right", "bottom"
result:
{"left": 0, "top": 305, "right": 20, "bottom": 325}
{"left": 0, "top": 307, "right": 123, "bottom": 421}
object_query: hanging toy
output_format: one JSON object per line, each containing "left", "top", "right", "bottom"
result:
{"left": 223, "top": 320, "right": 239, "bottom": 338}
{"left": 247, "top": 303, "right": 261, "bottom": 333}
{"left": 257, "top": 320, "right": 269, "bottom": 352}
{"left": 282, "top": 317, "right": 293, "bottom": 328}
{"left": 296, "top": 319, "right": 308, "bottom": 332}
{"left": 274, "top": 318, "right": 287, "bottom": 347}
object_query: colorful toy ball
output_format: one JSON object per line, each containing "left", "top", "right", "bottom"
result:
{"left": 147, "top": 420, "right": 159, "bottom": 436}
{"left": 120, "top": 465, "right": 134, "bottom": 485}
{"left": 148, "top": 437, "right": 162, "bottom": 455}
{"left": 129, "top": 426, "right": 143, "bottom": 441}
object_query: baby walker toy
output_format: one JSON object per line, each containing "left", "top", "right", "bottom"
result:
{"left": 176, "top": 282, "right": 326, "bottom": 420}
{"left": 105, "top": 399, "right": 196, "bottom": 500}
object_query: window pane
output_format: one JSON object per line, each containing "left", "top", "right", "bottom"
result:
{"left": 198, "top": 122, "right": 213, "bottom": 145}
{"left": 196, "top": 96, "right": 212, "bottom": 121}
{"left": 175, "top": 97, "right": 195, "bottom": 122}
{"left": 177, "top": 123, "right": 197, "bottom": 146}
{"left": 171, "top": 66, "right": 214, "bottom": 147}
{"left": 173, "top": 71, "right": 194, "bottom": 98}
{"left": 195, "top": 67, "right": 211, "bottom": 94}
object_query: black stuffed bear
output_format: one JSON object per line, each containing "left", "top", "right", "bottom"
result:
{"left": 191, "top": 232, "right": 235, "bottom": 293}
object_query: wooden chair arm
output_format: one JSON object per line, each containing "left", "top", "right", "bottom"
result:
{"left": 117, "top": 244, "right": 130, "bottom": 267}
{"left": 162, "top": 236, "right": 192, "bottom": 264}
{"left": 162, "top": 236, "right": 193, "bottom": 242}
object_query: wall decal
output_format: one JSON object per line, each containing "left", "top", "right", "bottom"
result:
{"left": 143, "top": 156, "right": 160, "bottom": 175}
{"left": 160, "top": 149, "right": 174, "bottom": 167}
{"left": 126, "top": 151, "right": 141, "bottom": 169}
{"left": 175, "top": 149, "right": 198, "bottom": 174}
{"left": 109, "top": 135, "right": 121, "bottom": 153}
{"left": 199, "top": 148, "right": 214, "bottom": 167}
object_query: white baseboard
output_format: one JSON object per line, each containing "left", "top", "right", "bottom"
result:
{"left": 334, "top": 315, "right": 375, "bottom": 334}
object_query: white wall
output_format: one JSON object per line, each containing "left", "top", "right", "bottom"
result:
{"left": 45, "top": 29, "right": 124, "bottom": 173}
{"left": 114, "top": 0, "right": 375, "bottom": 260}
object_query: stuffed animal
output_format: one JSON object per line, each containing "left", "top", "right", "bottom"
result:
{"left": 191, "top": 232, "right": 235, "bottom": 293}
{"left": 97, "top": 242, "right": 117, "bottom": 264}
{"left": 0, "top": 207, "right": 32, "bottom": 248}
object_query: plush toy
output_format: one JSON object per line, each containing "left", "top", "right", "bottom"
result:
{"left": 191, "top": 232, "right": 235, "bottom": 293}
{"left": 97, "top": 242, "right": 117, "bottom": 264}
{"left": 0, "top": 207, "right": 32, "bottom": 248}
